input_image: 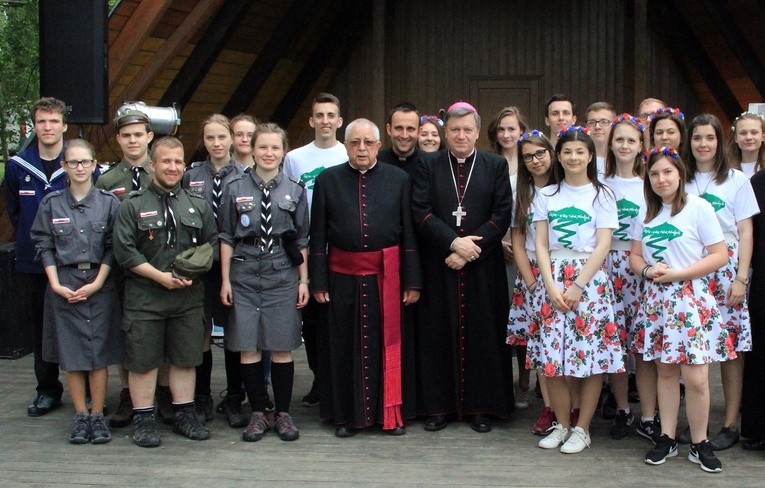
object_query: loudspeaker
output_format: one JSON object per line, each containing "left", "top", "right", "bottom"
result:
{"left": 39, "top": 0, "right": 108, "bottom": 125}
{"left": 0, "top": 244, "right": 32, "bottom": 359}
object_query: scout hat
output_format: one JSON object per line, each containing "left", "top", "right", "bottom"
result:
{"left": 171, "top": 243, "right": 214, "bottom": 280}
{"left": 114, "top": 109, "right": 151, "bottom": 130}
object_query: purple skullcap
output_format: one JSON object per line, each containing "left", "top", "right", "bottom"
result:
{"left": 447, "top": 101, "right": 477, "bottom": 114}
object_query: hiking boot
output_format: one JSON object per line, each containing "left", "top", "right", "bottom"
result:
{"left": 109, "top": 388, "right": 133, "bottom": 428}
{"left": 302, "top": 378, "right": 320, "bottom": 407}
{"left": 173, "top": 406, "right": 210, "bottom": 441}
{"left": 155, "top": 385, "right": 174, "bottom": 425}
{"left": 132, "top": 411, "right": 161, "bottom": 448}
{"left": 561, "top": 426, "right": 591, "bottom": 453}
{"left": 532, "top": 406, "right": 556, "bottom": 435}
{"left": 609, "top": 409, "right": 635, "bottom": 440}
{"left": 644, "top": 434, "right": 678, "bottom": 465}
{"left": 28, "top": 393, "right": 62, "bottom": 417}
{"left": 243, "top": 412, "right": 270, "bottom": 442}
{"left": 710, "top": 425, "right": 739, "bottom": 451}
{"left": 274, "top": 412, "right": 300, "bottom": 441}
{"left": 636, "top": 418, "right": 661, "bottom": 444}
{"left": 689, "top": 440, "right": 722, "bottom": 473}
{"left": 539, "top": 423, "right": 568, "bottom": 449}
{"left": 218, "top": 394, "right": 247, "bottom": 428}
{"left": 68, "top": 412, "right": 90, "bottom": 445}
{"left": 90, "top": 412, "right": 112, "bottom": 444}
{"left": 514, "top": 380, "right": 529, "bottom": 409}
{"left": 194, "top": 394, "right": 214, "bottom": 422}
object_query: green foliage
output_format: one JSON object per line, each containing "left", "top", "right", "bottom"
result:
{"left": 0, "top": 1, "right": 39, "bottom": 160}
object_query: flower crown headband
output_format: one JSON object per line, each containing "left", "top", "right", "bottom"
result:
{"left": 612, "top": 113, "right": 645, "bottom": 131}
{"left": 648, "top": 146, "right": 680, "bottom": 159}
{"left": 420, "top": 114, "right": 444, "bottom": 127}
{"left": 557, "top": 125, "right": 590, "bottom": 139}
{"left": 649, "top": 107, "right": 684, "bottom": 121}
{"left": 517, "top": 129, "right": 545, "bottom": 145}
{"left": 731, "top": 111, "right": 765, "bottom": 132}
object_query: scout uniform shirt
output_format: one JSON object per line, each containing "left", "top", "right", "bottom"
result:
{"left": 114, "top": 181, "right": 218, "bottom": 315}
{"left": 182, "top": 158, "right": 245, "bottom": 225}
{"left": 95, "top": 157, "right": 153, "bottom": 201}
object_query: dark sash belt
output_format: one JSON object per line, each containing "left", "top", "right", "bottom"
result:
{"left": 328, "top": 245, "right": 403, "bottom": 429}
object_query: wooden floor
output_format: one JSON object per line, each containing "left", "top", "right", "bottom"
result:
{"left": 0, "top": 344, "right": 763, "bottom": 487}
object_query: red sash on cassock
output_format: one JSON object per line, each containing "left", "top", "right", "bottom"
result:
{"left": 328, "top": 245, "right": 403, "bottom": 430}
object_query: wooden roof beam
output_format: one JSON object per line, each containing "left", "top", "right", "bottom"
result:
{"left": 108, "top": 0, "right": 172, "bottom": 90}
{"left": 221, "top": 0, "right": 317, "bottom": 117}
{"left": 270, "top": 0, "right": 372, "bottom": 128}
{"left": 649, "top": 0, "right": 742, "bottom": 117}
{"left": 159, "top": 0, "right": 256, "bottom": 110}
{"left": 699, "top": 0, "right": 765, "bottom": 101}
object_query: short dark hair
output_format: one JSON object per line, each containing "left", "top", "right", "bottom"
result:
{"left": 313, "top": 92, "right": 341, "bottom": 114}
{"left": 545, "top": 94, "right": 576, "bottom": 118}
{"left": 32, "top": 97, "right": 67, "bottom": 123}
{"left": 387, "top": 101, "right": 418, "bottom": 125}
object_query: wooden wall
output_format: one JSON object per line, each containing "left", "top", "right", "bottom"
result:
{"left": 329, "top": 0, "right": 700, "bottom": 150}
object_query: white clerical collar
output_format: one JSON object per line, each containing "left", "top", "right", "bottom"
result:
{"left": 348, "top": 160, "right": 377, "bottom": 174}
{"left": 449, "top": 149, "right": 476, "bottom": 164}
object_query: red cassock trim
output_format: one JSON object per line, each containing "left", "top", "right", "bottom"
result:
{"left": 328, "top": 245, "right": 403, "bottom": 429}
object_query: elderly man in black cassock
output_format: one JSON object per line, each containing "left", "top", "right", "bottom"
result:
{"left": 412, "top": 101, "right": 514, "bottom": 433}
{"left": 309, "top": 118, "right": 422, "bottom": 438}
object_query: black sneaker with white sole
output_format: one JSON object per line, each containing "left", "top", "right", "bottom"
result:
{"left": 689, "top": 440, "right": 722, "bottom": 473}
{"left": 644, "top": 434, "right": 678, "bottom": 465}
{"left": 636, "top": 418, "right": 661, "bottom": 444}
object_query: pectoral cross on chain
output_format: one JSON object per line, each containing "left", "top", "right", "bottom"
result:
{"left": 452, "top": 205, "right": 466, "bottom": 226}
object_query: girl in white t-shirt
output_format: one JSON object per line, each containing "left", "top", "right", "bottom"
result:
{"left": 603, "top": 114, "right": 650, "bottom": 441}
{"left": 630, "top": 147, "right": 730, "bottom": 472}
{"left": 686, "top": 114, "right": 760, "bottom": 451}
{"left": 509, "top": 130, "right": 556, "bottom": 433}
{"left": 533, "top": 127, "right": 623, "bottom": 454}
{"left": 727, "top": 112, "right": 765, "bottom": 179}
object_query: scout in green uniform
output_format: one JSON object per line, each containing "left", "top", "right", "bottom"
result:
{"left": 114, "top": 136, "right": 218, "bottom": 448}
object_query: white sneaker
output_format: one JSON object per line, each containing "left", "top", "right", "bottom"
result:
{"left": 539, "top": 423, "right": 568, "bottom": 449}
{"left": 561, "top": 426, "right": 591, "bottom": 453}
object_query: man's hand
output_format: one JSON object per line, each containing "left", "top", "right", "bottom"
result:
{"left": 445, "top": 252, "right": 467, "bottom": 270}
{"left": 313, "top": 292, "right": 330, "bottom": 304}
{"left": 403, "top": 289, "right": 420, "bottom": 305}
{"left": 451, "top": 235, "right": 482, "bottom": 262}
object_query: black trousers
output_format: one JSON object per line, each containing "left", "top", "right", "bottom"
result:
{"left": 19, "top": 272, "right": 62, "bottom": 398}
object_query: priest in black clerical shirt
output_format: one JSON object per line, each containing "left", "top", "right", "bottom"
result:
{"left": 309, "top": 118, "right": 422, "bottom": 438}
{"left": 411, "top": 101, "right": 514, "bottom": 433}
{"left": 377, "top": 101, "right": 423, "bottom": 180}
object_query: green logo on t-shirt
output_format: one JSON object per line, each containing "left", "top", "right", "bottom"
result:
{"left": 548, "top": 206, "right": 592, "bottom": 248}
{"left": 526, "top": 211, "right": 534, "bottom": 227}
{"left": 615, "top": 198, "right": 640, "bottom": 241}
{"left": 700, "top": 192, "right": 725, "bottom": 212}
{"left": 643, "top": 222, "right": 682, "bottom": 262}
{"left": 300, "top": 166, "right": 327, "bottom": 190}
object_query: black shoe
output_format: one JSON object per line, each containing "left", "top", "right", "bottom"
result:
{"left": 470, "top": 414, "right": 492, "bottom": 433}
{"left": 28, "top": 393, "right": 62, "bottom": 417}
{"left": 387, "top": 426, "right": 406, "bottom": 436}
{"left": 302, "top": 379, "right": 320, "bottom": 407}
{"left": 132, "top": 411, "right": 161, "bottom": 448}
{"left": 68, "top": 413, "right": 91, "bottom": 445}
{"left": 636, "top": 418, "right": 661, "bottom": 444}
{"left": 741, "top": 438, "right": 765, "bottom": 451}
{"left": 601, "top": 389, "right": 617, "bottom": 420}
{"left": 173, "top": 406, "right": 210, "bottom": 441}
{"left": 710, "top": 425, "right": 739, "bottom": 451}
{"left": 628, "top": 373, "right": 640, "bottom": 403}
{"left": 644, "top": 434, "right": 678, "bottom": 465}
{"left": 218, "top": 394, "right": 247, "bottom": 428}
{"left": 194, "top": 394, "right": 214, "bottom": 422}
{"left": 90, "top": 413, "right": 112, "bottom": 444}
{"left": 676, "top": 425, "right": 692, "bottom": 444}
{"left": 109, "top": 388, "right": 133, "bottom": 428}
{"left": 689, "top": 440, "right": 722, "bottom": 473}
{"left": 609, "top": 409, "right": 635, "bottom": 440}
{"left": 335, "top": 425, "right": 357, "bottom": 438}
{"left": 424, "top": 415, "right": 448, "bottom": 432}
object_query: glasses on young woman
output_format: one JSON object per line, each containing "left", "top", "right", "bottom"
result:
{"left": 64, "top": 159, "right": 95, "bottom": 169}
{"left": 522, "top": 149, "right": 548, "bottom": 163}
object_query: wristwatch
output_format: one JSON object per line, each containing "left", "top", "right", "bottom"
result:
{"left": 735, "top": 275, "right": 750, "bottom": 285}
